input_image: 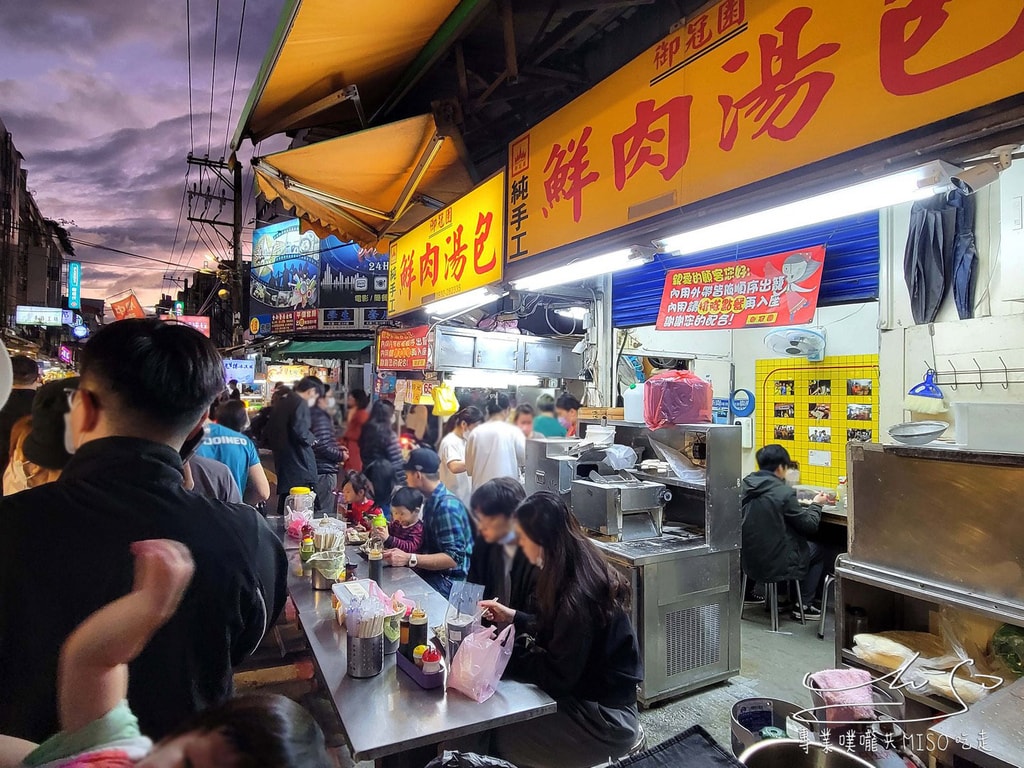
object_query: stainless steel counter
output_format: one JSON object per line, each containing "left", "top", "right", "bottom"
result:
{"left": 595, "top": 534, "right": 707, "bottom": 567}
{"left": 285, "top": 543, "right": 555, "bottom": 763}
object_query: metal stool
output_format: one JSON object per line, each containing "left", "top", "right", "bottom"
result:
{"left": 817, "top": 574, "right": 836, "bottom": 639}
{"left": 741, "top": 574, "right": 806, "bottom": 632}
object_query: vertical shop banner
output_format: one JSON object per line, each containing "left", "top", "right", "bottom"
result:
{"left": 388, "top": 172, "right": 505, "bottom": 316}
{"left": 507, "top": 0, "right": 1024, "bottom": 261}
{"left": 67, "top": 262, "right": 81, "bottom": 310}
{"left": 109, "top": 292, "right": 146, "bottom": 321}
{"left": 656, "top": 246, "right": 825, "bottom": 330}
{"left": 376, "top": 326, "right": 430, "bottom": 371}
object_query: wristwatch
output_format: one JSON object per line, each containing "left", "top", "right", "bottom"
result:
{"left": 409, "top": 554, "right": 418, "bottom": 568}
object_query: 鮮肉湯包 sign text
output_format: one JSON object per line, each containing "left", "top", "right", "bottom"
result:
{"left": 657, "top": 246, "right": 825, "bottom": 330}
{"left": 377, "top": 327, "right": 430, "bottom": 371}
{"left": 388, "top": 172, "right": 505, "bottom": 316}
{"left": 507, "top": 0, "right": 1024, "bottom": 261}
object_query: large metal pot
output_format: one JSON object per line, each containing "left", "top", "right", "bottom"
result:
{"left": 739, "top": 739, "right": 874, "bottom": 768}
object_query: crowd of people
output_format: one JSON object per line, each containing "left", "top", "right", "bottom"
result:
{"left": 0, "top": 324, "right": 638, "bottom": 768}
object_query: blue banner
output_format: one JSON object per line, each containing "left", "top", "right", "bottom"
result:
{"left": 68, "top": 261, "right": 81, "bottom": 310}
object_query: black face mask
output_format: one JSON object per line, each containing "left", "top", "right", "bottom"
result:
{"left": 179, "top": 425, "right": 206, "bottom": 463}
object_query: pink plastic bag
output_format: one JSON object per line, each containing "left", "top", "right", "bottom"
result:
{"left": 447, "top": 625, "right": 514, "bottom": 703}
{"left": 643, "top": 370, "right": 713, "bottom": 429}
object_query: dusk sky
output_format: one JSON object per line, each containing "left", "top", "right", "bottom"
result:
{"left": 0, "top": 0, "right": 289, "bottom": 308}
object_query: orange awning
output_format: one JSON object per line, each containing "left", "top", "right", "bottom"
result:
{"left": 253, "top": 115, "right": 473, "bottom": 247}
{"left": 233, "top": 0, "right": 461, "bottom": 145}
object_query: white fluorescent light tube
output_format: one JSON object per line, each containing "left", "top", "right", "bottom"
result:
{"left": 554, "top": 306, "right": 588, "bottom": 320}
{"left": 449, "top": 371, "right": 541, "bottom": 388}
{"left": 658, "top": 161, "right": 958, "bottom": 256}
{"left": 426, "top": 287, "right": 501, "bottom": 318}
{"left": 511, "top": 248, "right": 643, "bottom": 292}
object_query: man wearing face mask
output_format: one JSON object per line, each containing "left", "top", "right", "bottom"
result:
{"left": 0, "top": 318, "right": 287, "bottom": 744}
{"left": 468, "top": 478, "right": 538, "bottom": 614}
{"left": 265, "top": 376, "right": 321, "bottom": 514}
{"left": 310, "top": 383, "right": 347, "bottom": 514}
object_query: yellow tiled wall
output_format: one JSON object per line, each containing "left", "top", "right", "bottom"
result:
{"left": 756, "top": 355, "right": 880, "bottom": 488}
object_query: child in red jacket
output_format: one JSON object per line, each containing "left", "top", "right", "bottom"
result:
{"left": 341, "top": 471, "right": 381, "bottom": 530}
{"left": 371, "top": 487, "right": 424, "bottom": 553}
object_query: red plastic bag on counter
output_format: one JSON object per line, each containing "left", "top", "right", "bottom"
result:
{"left": 643, "top": 370, "right": 713, "bottom": 429}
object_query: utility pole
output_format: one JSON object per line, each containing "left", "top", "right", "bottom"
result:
{"left": 231, "top": 153, "right": 243, "bottom": 346}
{"left": 187, "top": 152, "right": 242, "bottom": 346}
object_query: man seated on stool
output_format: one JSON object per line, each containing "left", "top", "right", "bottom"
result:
{"left": 741, "top": 444, "right": 828, "bottom": 620}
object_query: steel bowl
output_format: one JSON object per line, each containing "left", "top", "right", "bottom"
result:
{"left": 888, "top": 420, "right": 947, "bottom": 446}
{"left": 740, "top": 739, "right": 875, "bottom": 768}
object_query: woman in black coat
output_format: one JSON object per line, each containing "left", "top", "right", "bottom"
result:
{"left": 480, "top": 492, "right": 642, "bottom": 768}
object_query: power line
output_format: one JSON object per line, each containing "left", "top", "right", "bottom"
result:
{"left": 66, "top": 237, "right": 188, "bottom": 267}
{"left": 222, "top": 0, "right": 248, "bottom": 153}
{"left": 76, "top": 259, "right": 170, "bottom": 272}
{"left": 208, "top": 0, "right": 222, "bottom": 156}
{"left": 186, "top": 0, "right": 195, "bottom": 153}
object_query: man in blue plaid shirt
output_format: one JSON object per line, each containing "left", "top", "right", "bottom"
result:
{"left": 384, "top": 448, "right": 474, "bottom": 598}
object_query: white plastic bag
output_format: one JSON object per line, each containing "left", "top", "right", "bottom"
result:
{"left": 448, "top": 625, "right": 514, "bottom": 703}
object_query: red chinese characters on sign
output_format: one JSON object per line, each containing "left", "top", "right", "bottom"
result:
{"left": 656, "top": 246, "right": 826, "bottom": 331}
{"left": 718, "top": 0, "right": 745, "bottom": 34}
{"left": 377, "top": 326, "right": 430, "bottom": 371}
{"left": 718, "top": 6, "right": 840, "bottom": 151}
{"left": 612, "top": 96, "right": 693, "bottom": 190}
{"left": 542, "top": 126, "right": 600, "bottom": 223}
{"left": 421, "top": 242, "right": 440, "bottom": 288}
{"left": 445, "top": 225, "right": 467, "bottom": 281}
{"left": 473, "top": 212, "right": 496, "bottom": 274}
{"left": 879, "top": 0, "right": 1024, "bottom": 96}
{"left": 654, "top": 35, "right": 682, "bottom": 71}
{"left": 400, "top": 253, "right": 415, "bottom": 300}
{"left": 687, "top": 14, "right": 713, "bottom": 52}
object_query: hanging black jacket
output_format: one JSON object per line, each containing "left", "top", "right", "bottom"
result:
{"left": 0, "top": 437, "right": 288, "bottom": 743}
{"left": 740, "top": 470, "right": 821, "bottom": 583}
{"left": 264, "top": 391, "right": 317, "bottom": 492}
{"left": 468, "top": 537, "right": 539, "bottom": 614}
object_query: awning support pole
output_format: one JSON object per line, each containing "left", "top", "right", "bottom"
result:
{"left": 259, "top": 85, "right": 366, "bottom": 139}
{"left": 381, "top": 134, "right": 446, "bottom": 235}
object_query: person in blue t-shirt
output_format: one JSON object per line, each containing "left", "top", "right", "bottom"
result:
{"left": 195, "top": 400, "right": 270, "bottom": 506}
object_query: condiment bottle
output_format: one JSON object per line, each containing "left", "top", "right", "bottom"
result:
{"left": 408, "top": 606, "right": 428, "bottom": 655}
{"left": 422, "top": 647, "right": 442, "bottom": 675}
{"left": 299, "top": 536, "right": 315, "bottom": 563}
{"left": 413, "top": 644, "right": 428, "bottom": 668}
{"left": 368, "top": 549, "right": 384, "bottom": 586}
{"left": 398, "top": 610, "right": 412, "bottom": 658}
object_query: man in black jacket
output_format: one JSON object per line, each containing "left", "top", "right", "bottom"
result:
{"left": 265, "top": 376, "right": 320, "bottom": 514}
{"left": 468, "top": 478, "right": 538, "bottom": 612}
{"left": 0, "top": 318, "right": 287, "bottom": 743}
{"left": 740, "top": 444, "right": 827, "bottom": 619}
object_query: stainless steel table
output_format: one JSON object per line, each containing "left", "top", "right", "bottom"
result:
{"left": 284, "top": 539, "right": 555, "bottom": 765}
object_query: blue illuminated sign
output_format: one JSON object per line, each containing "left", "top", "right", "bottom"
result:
{"left": 68, "top": 262, "right": 81, "bottom": 310}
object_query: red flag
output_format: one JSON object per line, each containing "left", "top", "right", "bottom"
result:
{"left": 109, "top": 292, "right": 146, "bottom": 321}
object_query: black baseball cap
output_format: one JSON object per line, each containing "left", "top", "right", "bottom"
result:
{"left": 23, "top": 377, "right": 79, "bottom": 470}
{"left": 404, "top": 447, "right": 440, "bottom": 474}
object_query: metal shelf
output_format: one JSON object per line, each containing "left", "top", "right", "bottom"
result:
{"left": 839, "top": 650, "right": 961, "bottom": 715}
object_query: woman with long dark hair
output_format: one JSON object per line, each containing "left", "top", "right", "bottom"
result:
{"left": 358, "top": 400, "right": 405, "bottom": 517}
{"left": 479, "top": 492, "right": 642, "bottom": 768}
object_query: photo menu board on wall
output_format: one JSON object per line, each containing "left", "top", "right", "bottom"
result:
{"left": 758, "top": 355, "right": 880, "bottom": 489}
